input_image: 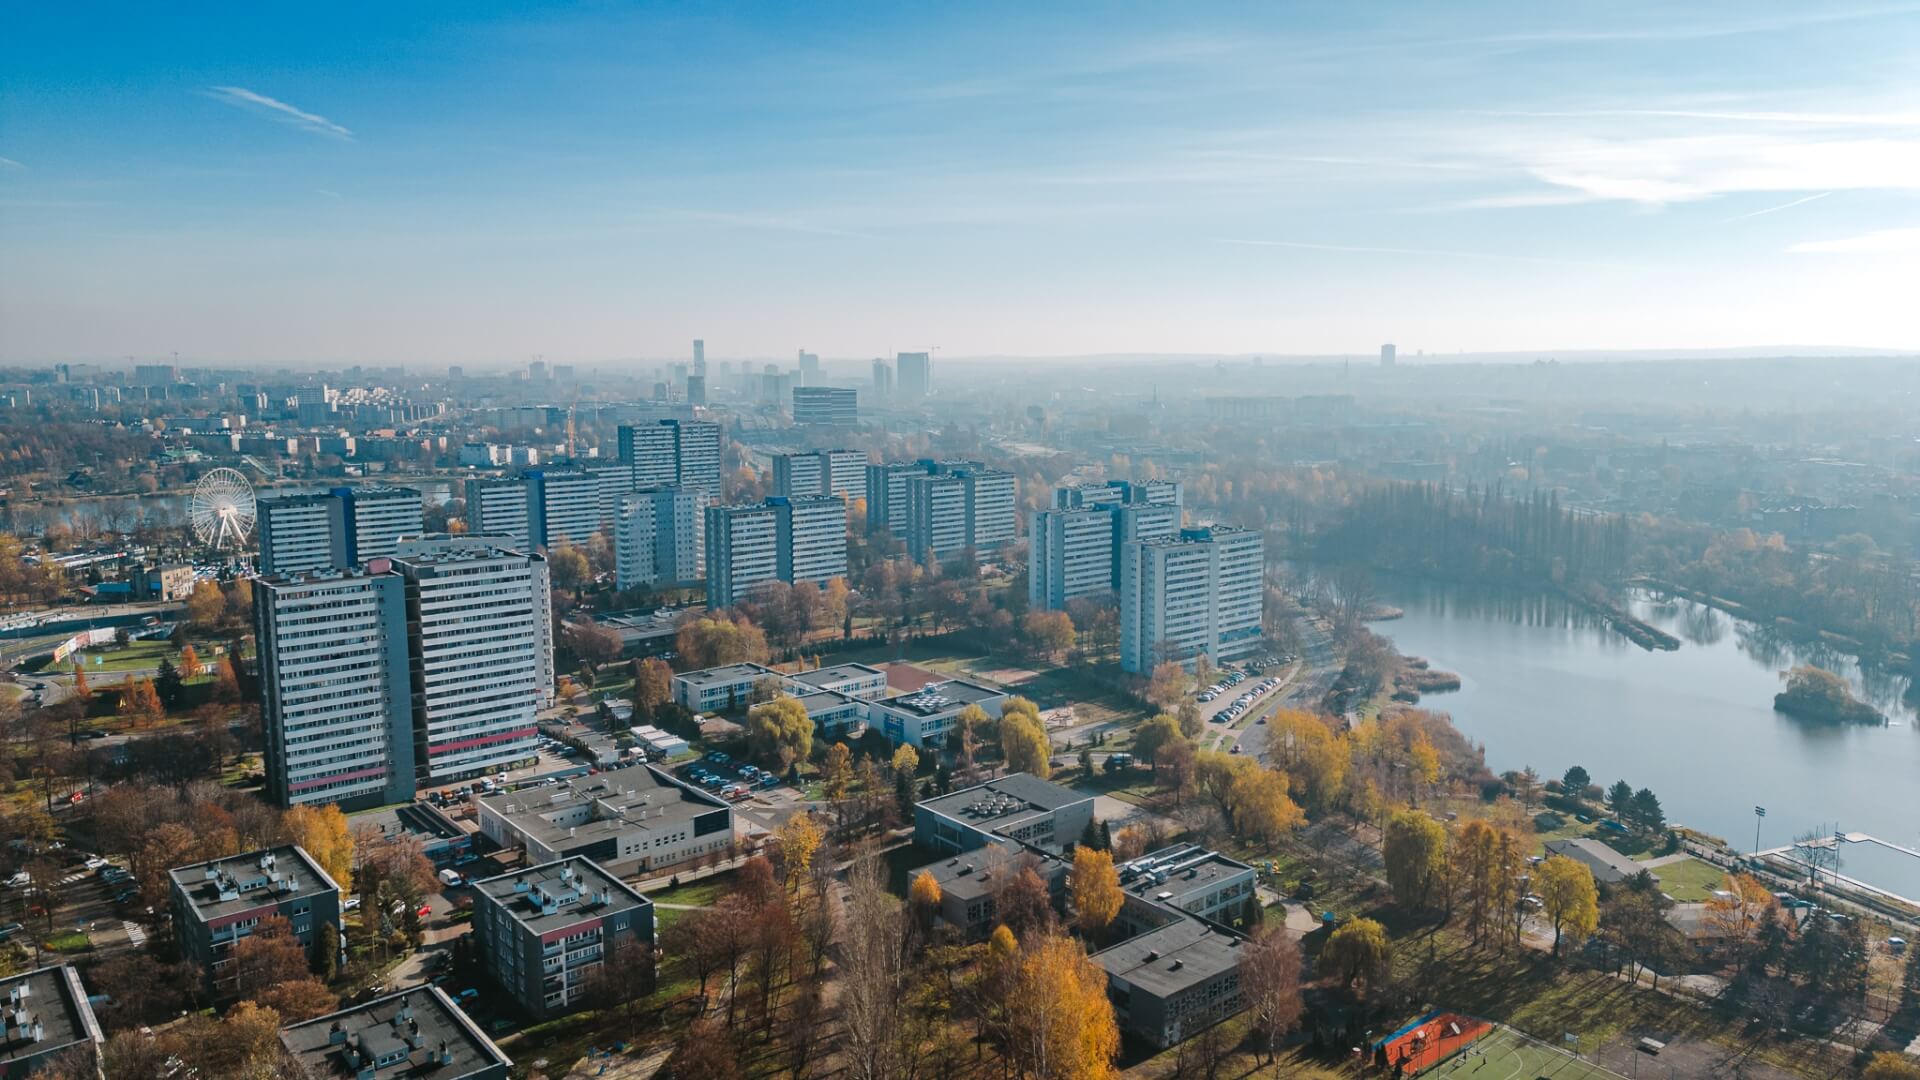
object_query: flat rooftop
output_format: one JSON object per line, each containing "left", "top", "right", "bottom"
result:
{"left": 1122, "top": 844, "right": 1255, "bottom": 901}
{"left": 481, "top": 766, "right": 727, "bottom": 847}
{"left": 472, "top": 857, "right": 650, "bottom": 937}
{"left": 1092, "top": 915, "right": 1242, "bottom": 997}
{"left": 280, "top": 986, "right": 509, "bottom": 1079}
{"left": 785, "top": 662, "right": 884, "bottom": 690}
{"left": 877, "top": 678, "right": 1005, "bottom": 715}
{"left": 0, "top": 965, "right": 100, "bottom": 1073}
{"left": 355, "top": 802, "right": 467, "bottom": 843}
{"left": 169, "top": 845, "right": 337, "bottom": 925}
{"left": 675, "top": 663, "right": 776, "bottom": 688}
{"left": 792, "top": 689, "right": 861, "bottom": 717}
{"left": 921, "top": 773, "right": 1088, "bottom": 819}
{"left": 912, "top": 838, "right": 1047, "bottom": 902}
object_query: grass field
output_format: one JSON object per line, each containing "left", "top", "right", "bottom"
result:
{"left": 1422, "top": 1025, "right": 1626, "bottom": 1080}
{"left": 1650, "top": 856, "right": 1727, "bottom": 902}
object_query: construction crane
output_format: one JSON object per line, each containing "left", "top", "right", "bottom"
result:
{"left": 565, "top": 387, "right": 580, "bottom": 460}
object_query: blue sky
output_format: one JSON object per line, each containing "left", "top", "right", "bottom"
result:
{"left": 4, "top": 2, "right": 1920, "bottom": 366}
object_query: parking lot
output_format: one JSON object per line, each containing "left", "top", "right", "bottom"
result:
{"left": 1195, "top": 654, "right": 1293, "bottom": 725}
{"left": 678, "top": 750, "right": 784, "bottom": 802}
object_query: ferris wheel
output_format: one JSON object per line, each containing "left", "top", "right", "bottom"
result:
{"left": 190, "top": 468, "right": 257, "bottom": 550}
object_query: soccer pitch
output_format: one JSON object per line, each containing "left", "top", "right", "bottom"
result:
{"left": 1427, "top": 1026, "right": 1627, "bottom": 1080}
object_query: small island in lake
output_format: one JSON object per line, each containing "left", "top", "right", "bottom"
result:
{"left": 1773, "top": 664, "right": 1885, "bottom": 725}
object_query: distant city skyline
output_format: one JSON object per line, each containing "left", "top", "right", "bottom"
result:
{"left": 5, "top": 2, "right": 1920, "bottom": 363}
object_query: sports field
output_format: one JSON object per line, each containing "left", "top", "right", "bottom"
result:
{"left": 1423, "top": 1025, "right": 1626, "bottom": 1080}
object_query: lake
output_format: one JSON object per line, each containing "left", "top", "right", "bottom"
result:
{"left": 1371, "top": 580, "right": 1920, "bottom": 897}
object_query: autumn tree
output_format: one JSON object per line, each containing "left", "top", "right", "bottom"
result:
{"left": 631, "top": 656, "right": 673, "bottom": 717}
{"left": 909, "top": 870, "right": 943, "bottom": 929}
{"left": 1131, "top": 714, "right": 1183, "bottom": 773}
{"left": 890, "top": 743, "right": 920, "bottom": 778}
{"left": 1021, "top": 610, "right": 1076, "bottom": 661}
{"left": 1226, "top": 765, "right": 1304, "bottom": 843}
{"left": 283, "top": 803, "right": 355, "bottom": 896}
{"left": 774, "top": 811, "right": 824, "bottom": 890}
{"left": 1535, "top": 855, "right": 1599, "bottom": 957}
{"left": 1383, "top": 809, "right": 1448, "bottom": 910}
{"left": 1864, "top": 1052, "right": 1920, "bottom": 1080}
{"left": 1240, "top": 924, "right": 1305, "bottom": 1062}
{"left": 1000, "top": 708, "right": 1052, "bottom": 779}
{"left": 1145, "top": 660, "right": 1191, "bottom": 712}
{"left": 1071, "top": 847, "right": 1122, "bottom": 937}
{"left": 747, "top": 694, "right": 814, "bottom": 769}
{"left": 1268, "top": 709, "right": 1347, "bottom": 812}
{"left": 821, "top": 742, "right": 854, "bottom": 805}
{"left": 186, "top": 580, "right": 225, "bottom": 629}
{"left": 665, "top": 1018, "right": 739, "bottom": 1080}
{"left": 1004, "top": 930, "right": 1121, "bottom": 1080}
{"left": 118, "top": 676, "right": 162, "bottom": 725}
{"left": 1704, "top": 872, "right": 1777, "bottom": 972}
{"left": 179, "top": 644, "right": 204, "bottom": 680}
{"left": 70, "top": 664, "right": 91, "bottom": 702}
{"left": 676, "top": 613, "right": 771, "bottom": 669}
{"left": 1318, "top": 917, "right": 1392, "bottom": 995}
{"left": 995, "top": 866, "right": 1056, "bottom": 938}
{"left": 210, "top": 654, "right": 242, "bottom": 704}
{"left": 230, "top": 914, "right": 311, "bottom": 997}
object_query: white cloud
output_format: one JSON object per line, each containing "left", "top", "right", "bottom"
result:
{"left": 1723, "top": 191, "right": 1833, "bottom": 222}
{"left": 206, "top": 86, "right": 352, "bottom": 139}
{"left": 0, "top": 156, "right": 24, "bottom": 170}
{"left": 1787, "top": 226, "right": 1920, "bottom": 253}
{"left": 1212, "top": 237, "right": 1633, "bottom": 271}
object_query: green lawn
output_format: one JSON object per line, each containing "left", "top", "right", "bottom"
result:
{"left": 646, "top": 873, "right": 736, "bottom": 909}
{"left": 1649, "top": 856, "right": 1727, "bottom": 902}
{"left": 70, "top": 638, "right": 236, "bottom": 675}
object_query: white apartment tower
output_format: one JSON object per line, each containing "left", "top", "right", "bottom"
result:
{"left": 960, "top": 468, "right": 1016, "bottom": 551}
{"left": 1118, "top": 526, "right": 1263, "bottom": 674}
{"left": 526, "top": 466, "right": 599, "bottom": 548}
{"left": 772, "top": 453, "right": 826, "bottom": 499}
{"left": 777, "top": 496, "right": 848, "bottom": 586}
{"left": 705, "top": 503, "right": 781, "bottom": 608}
{"left": 904, "top": 473, "right": 968, "bottom": 561}
{"left": 254, "top": 570, "right": 415, "bottom": 809}
{"left": 391, "top": 538, "right": 554, "bottom": 782}
{"left": 616, "top": 487, "right": 701, "bottom": 590}
{"left": 257, "top": 493, "right": 348, "bottom": 575}
{"left": 465, "top": 477, "right": 533, "bottom": 550}
{"left": 334, "top": 484, "right": 424, "bottom": 563}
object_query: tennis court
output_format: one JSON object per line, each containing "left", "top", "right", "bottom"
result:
{"left": 1423, "top": 1024, "right": 1627, "bottom": 1080}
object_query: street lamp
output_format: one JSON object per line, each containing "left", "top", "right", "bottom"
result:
{"left": 1753, "top": 805, "right": 1765, "bottom": 855}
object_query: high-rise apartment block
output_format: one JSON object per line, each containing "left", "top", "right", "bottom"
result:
{"left": 896, "top": 351, "right": 931, "bottom": 397}
{"left": 796, "top": 349, "right": 820, "bottom": 384}
{"left": 391, "top": 539, "right": 554, "bottom": 783}
{"left": 1118, "top": 526, "right": 1264, "bottom": 674}
{"left": 888, "top": 461, "right": 1015, "bottom": 562}
{"left": 617, "top": 419, "right": 720, "bottom": 498}
{"left": 772, "top": 449, "right": 866, "bottom": 501}
{"left": 253, "top": 537, "right": 555, "bottom": 806}
{"left": 615, "top": 487, "right": 701, "bottom": 590}
{"left": 258, "top": 493, "right": 348, "bottom": 575}
{"left": 1380, "top": 343, "right": 1396, "bottom": 367}
{"left": 704, "top": 503, "right": 780, "bottom": 608}
{"left": 1031, "top": 481, "right": 1183, "bottom": 611}
{"left": 704, "top": 496, "right": 849, "bottom": 607}
{"left": 465, "top": 477, "right": 533, "bottom": 550}
{"left": 525, "top": 466, "right": 599, "bottom": 547}
{"left": 255, "top": 571, "right": 415, "bottom": 808}
{"left": 792, "top": 386, "right": 857, "bottom": 426}
{"left": 871, "top": 358, "right": 893, "bottom": 398}
{"left": 332, "top": 484, "right": 425, "bottom": 563}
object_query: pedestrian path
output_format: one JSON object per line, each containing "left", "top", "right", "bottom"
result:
{"left": 123, "top": 920, "right": 146, "bottom": 946}
{"left": 58, "top": 871, "right": 88, "bottom": 886}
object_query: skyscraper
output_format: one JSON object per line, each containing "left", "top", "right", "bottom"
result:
{"left": 693, "top": 339, "right": 706, "bottom": 375}
{"left": 904, "top": 472, "right": 967, "bottom": 561}
{"left": 668, "top": 419, "right": 722, "bottom": 499}
{"left": 797, "top": 349, "right": 820, "bottom": 385}
{"left": 1118, "top": 526, "right": 1263, "bottom": 673}
{"left": 896, "top": 351, "right": 931, "bottom": 397}
{"left": 392, "top": 538, "right": 554, "bottom": 782}
{"left": 255, "top": 569, "right": 414, "bottom": 809}
{"left": 258, "top": 493, "right": 348, "bottom": 575}
{"left": 871, "top": 358, "right": 893, "bottom": 399}
{"left": 618, "top": 421, "right": 678, "bottom": 487}
{"left": 1380, "top": 343, "right": 1396, "bottom": 367}
{"left": 958, "top": 468, "right": 1016, "bottom": 552}
{"left": 772, "top": 453, "right": 826, "bottom": 499}
{"left": 686, "top": 373, "right": 707, "bottom": 406}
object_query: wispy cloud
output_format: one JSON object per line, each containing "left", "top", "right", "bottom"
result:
{"left": 652, "top": 209, "right": 880, "bottom": 240}
{"left": 1788, "top": 226, "right": 1920, "bottom": 253}
{"left": 1211, "top": 237, "right": 1633, "bottom": 271}
{"left": 206, "top": 86, "right": 352, "bottom": 139}
{"left": 0, "top": 156, "right": 24, "bottom": 170}
{"left": 1724, "top": 191, "right": 1833, "bottom": 222}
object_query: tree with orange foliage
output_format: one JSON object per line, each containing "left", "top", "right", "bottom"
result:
{"left": 1004, "top": 930, "right": 1121, "bottom": 1080}
{"left": 179, "top": 644, "right": 204, "bottom": 680}
{"left": 70, "top": 663, "right": 92, "bottom": 702}
{"left": 118, "top": 676, "right": 162, "bottom": 725}
{"left": 211, "top": 654, "right": 242, "bottom": 703}
{"left": 1071, "top": 847, "right": 1122, "bottom": 937}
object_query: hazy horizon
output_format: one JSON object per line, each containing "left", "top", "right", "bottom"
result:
{"left": 7, "top": 2, "right": 1920, "bottom": 364}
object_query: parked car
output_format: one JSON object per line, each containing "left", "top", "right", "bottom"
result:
{"left": 84, "top": 856, "right": 110, "bottom": 871}
{"left": 0, "top": 923, "right": 22, "bottom": 941}
{"left": 5, "top": 871, "right": 31, "bottom": 889}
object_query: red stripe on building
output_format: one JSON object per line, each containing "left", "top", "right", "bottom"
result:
{"left": 429, "top": 727, "right": 537, "bottom": 756}
{"left": 289, "top": 766, "right": 387, "bottom": 792}
{"left": 541, "top": 915, "right": 602, "bottom": 943}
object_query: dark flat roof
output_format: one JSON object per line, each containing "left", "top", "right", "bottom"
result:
{"left": 877, "top": 678, "right": 1005, "bottom": 714}
{"left": 676, "top": 663, "right": 776, "bottom": 688}
{"left": 280, "top": 986, "right": 509, "bottom": 1079}
{"left": 1092, "top": 916, "right": 1242, "bottom": 997}
{"left": 471, "top": 857, "right": 650, "bottom": 937}
{"left": 0, "top": 965, "right": 100, "bottom": 1072}
{"left": 480, "top": 765, "right": 727, "bottom": 847}
{"left": 169, "top": 845, "right": 338, "bottom": 924}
